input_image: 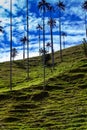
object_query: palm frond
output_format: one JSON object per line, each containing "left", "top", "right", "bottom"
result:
{"left": 36, "top": 24, "right": 43, "bottom": 29}
{"left": 38, "top": 0, "right": 50, "bottom": 11}
{"left": 20, "top": 36, "right": 27, "bottom": 43}
{"left": 62, "top": 32, "right": 67, "bottom": 36}
{"left": 82, "top": 1, "right": 87, "bottom": 10}
{"left": 56, "top": 1, "right": 65, "bottom": 11}
{"left": 48, "top": 18, "right": 56, "bottom": 27}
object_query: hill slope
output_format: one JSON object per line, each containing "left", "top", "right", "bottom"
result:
{"left": 0, "top": 44, "right": 87, "bottom": 130}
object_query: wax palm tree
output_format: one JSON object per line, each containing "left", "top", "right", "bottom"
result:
{"left": 46, "top": 42, "right": 51, "bottom": 52}
{"left": 36, "top": 24, "right": 42, "bottom": 56}
{"left": 26, "top": 0, "right": 29, "bottom": 80}
{"left": 48, "top": 18, "right": 56, "bottom": 69}
{"left": 38, "top": 0, "right": 50, "bottom": 89}
{"left": 39, "top": 48, "right": 47, "bottom": 54}
{"left": 56, "top": 0, "right": 65, "bottom": 62}
{"left": 62, "top": 32, "right": 67, "bottom": 49}
{"left": 82, "top": 1, "right": 87, "bottom": 38}
{"left": 20, "top": 36, "right": 27, "bottom": 59}
{"left": 11, "top": 48, "right": 18, "bottom": 61}
{"left": 10, "top": 0, "right": 12, "bottom": 91}
{"left": 39, "top": 48, "right": 51, "bottom": 65}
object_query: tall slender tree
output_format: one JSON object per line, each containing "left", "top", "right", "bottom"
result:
{"left": 26, "top": 0, "right": 29, "bottom": 80}
{"left": 48, "top": 18, "right": 56, "bottom": 69}
{"left": 47, "top": 5, "right": 56, "bottom": 70}
{"left": 10, "top": 0, "right": 12, "bottom": 91}
{"left": 46, "top": 42, "right": 51, "bottom": 52}
{"left": 82, "top": 1, "right": 87, "bottom": 38}
{"left": 36, "top": 24, "right": 42, "bottom": 56}
{"left": 12, "top": 48, "right": 18, "bottom": 61}
{"left": 38, "top": 0, "right": 50, "bottom": 89}
{"left": 62, "top": 32, "right": 67, "bottom": 49}
{"left": 20, "top": 36, "right": 27, "bottom": 59}
{"left": 82, "top": 38, "right": 87, "bottom": 56}
{"left": 56, "top": 0, "right": 65, "bottom": 62}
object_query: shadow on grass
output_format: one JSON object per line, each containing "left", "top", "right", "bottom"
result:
{"left": 3, "top": 117, "right": 20, "bottom": 122}
{"left": 14, "top": 103, "right": 37, "bottom": 109}
{"left": 0, "top": 93, "right": 12, "bottom": 100}
{"left": 78, "top": 84, "right": 87, "bottom": 89}
{"left": 31, "top": 91, "right": 49, "bottom": 101}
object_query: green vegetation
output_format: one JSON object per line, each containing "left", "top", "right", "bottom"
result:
{"left": 82, "top": 38, "right": 87, "bottom": 57}
{"left": 0, "top": 44, "right": 87, "bottom": 129}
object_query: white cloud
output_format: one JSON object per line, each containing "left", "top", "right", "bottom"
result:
{"left": 0, "top": 0, "right": 86, "bottom": 62}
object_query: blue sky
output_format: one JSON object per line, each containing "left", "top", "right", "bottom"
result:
{"left": 0, "top": 0, "right": 86, "bottom": 62}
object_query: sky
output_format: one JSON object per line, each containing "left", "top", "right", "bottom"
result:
{"left": 0, "top": 0, "right": 86, "bottom": 62}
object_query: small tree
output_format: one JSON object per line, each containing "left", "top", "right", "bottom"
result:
{"left": 46, "top": 42, "right": 51, "bottom": 52}
{"left": 82, "top": 38, "right": 87, "bottom": 57}
{"left": 20, "top": 36, "right": 27, "bottom": 59}
{"left": 11, "top": 48, "right": 18, "bottom": 61}
{"left": 45, "top": 53, "right": 51, "bottom": 66}
{"left": 62, "top": 32, "right": 67, "bottom": 49}
{"left": 40, "top": 48, "right": 51, "bottom": 65}
{"left": 36, "top": 24, "right": 43, "bottom": 56}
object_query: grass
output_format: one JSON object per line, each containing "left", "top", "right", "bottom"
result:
{"left": 0, "top": 44, "right": 87, "bottom": 129}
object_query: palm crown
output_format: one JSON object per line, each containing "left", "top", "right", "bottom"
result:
{"left": 82, "top": 1, "right": 87, "bottom": 10}
{"left": 62, "top": 32, "right": 67, "bottom": 37}
{"left": 20, "top": 36, "right": 27, "bottom": 44}
{"left": 38, "top": 0, "right": 50, "bottom": 12}
{"left": 56, "top": 0, "right": 65, "bottom": 11}
{"left": 48, "top": 18, "right": 56, "bottom": 27}
{"left": 36, "top": 24, "right": 43, "bottom": 30}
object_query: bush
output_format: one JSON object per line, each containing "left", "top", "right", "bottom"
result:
{"left": 45, "top": 53, "right": 51, "bottom": 65}
{"left": 82, "top": 38, "right": 87, "bottom": 57}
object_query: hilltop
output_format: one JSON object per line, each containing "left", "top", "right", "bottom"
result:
{"left": 0, "top": 44, "right": 87, "bottom": 130}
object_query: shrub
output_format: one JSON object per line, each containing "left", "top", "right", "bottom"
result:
{"left": 82, "top": 38, "right": 87, "bottom": 57}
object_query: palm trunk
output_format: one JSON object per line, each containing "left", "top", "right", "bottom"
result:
{"left": 23, "top": 43, "right": 25, "bottom": 59}
{"left": 50, "top": 25, "right": 54, "bottom": 70}
{"left": 63, "top": 36, "right": 65, "bottom": 49}
{"left": 49, "top": 11, "right": 54, "bottom": 70}
{"left": 85, "top": 12, "right": 87, "bottom": 38}
{"left": 48, "top": 46, "right": 49, "bottom": 52}
{"left": 26, "top": 0, "right": 29, "bottom": 80}
{"left": 39, "top": 29, "right": 41, "bottom": 56}
{"left": 43, "top": 6, "right": 46, "bottom": 90}
{"left": 59, "top": 15, "right": 62, "bottom": 62}
{"left": 10, "top": 0, "right": 12, "bottom": 91}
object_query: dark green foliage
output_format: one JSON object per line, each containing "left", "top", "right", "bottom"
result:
{"left": 0, "top": 93, "right": 12, "bottom": 100}
{"left": 78, "top": 84, "right": 87, "bottom": 89}
{"left": 3, "top": 117, "right": 20, "bottom": 122}
{"left": 45, "top": 53, "right": 51, "bottom": 65}
{"left": 41, "top": 53, "right": 51, "bottom": 65}
{"left": 31, "top": 91, "right": 49, "bottom": 101}
{"left": 82, "top": 38, "right": 87, "bottom": 56}
{"left": 12, "top": 48, "right": 18, "bottom": 61}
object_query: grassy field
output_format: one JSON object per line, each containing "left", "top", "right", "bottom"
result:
{"left": 0, "top": 44, "right": 87, "bottom": 130}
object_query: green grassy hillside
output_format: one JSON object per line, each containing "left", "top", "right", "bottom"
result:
{"left": 0, "top": 44, "right": 87, "bottom": 130}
